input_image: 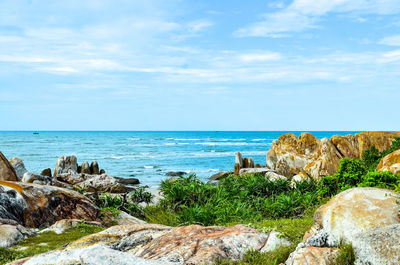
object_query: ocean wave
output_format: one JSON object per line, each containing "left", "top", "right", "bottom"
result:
{"left": 127, "top": 137, "right": 141, "bottom": 141}
{"left": 195, "top": 142, "right": 267, "bottom": 146}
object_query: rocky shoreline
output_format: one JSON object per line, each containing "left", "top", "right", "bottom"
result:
{"left": 0, "top": 131, "right": 400, "bottom": 264}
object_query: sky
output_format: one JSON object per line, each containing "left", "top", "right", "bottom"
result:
{"left": 0, "top": 0, "right": 399, "bottom": 131}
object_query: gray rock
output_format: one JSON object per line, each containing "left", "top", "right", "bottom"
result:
{"left": 239, "top": 168, "right": 274, "bottom": 176}
{"left": 73, "top": 174, "right": 126, "bottom": 193}
{"left": 81, "top": 161, "right": 91, "bottom": 174}
{"left": 0, "top": 224, "right": 34, "bottom": 248}
{"left": 209, "top": 171, "right": 233, "bottom": 180}
{"left": 91, "top": 161, "right": 100, "bottom": 175}
{"left": 115, "top": 177, "right": 140, "bottom": 185}
{"left": 19, "top": 245, "right": 173, "bottom": 265}
{"left": 165, "top": 171, "right": 187, "bottom": 177}
{"left": 352, "top": 224, "right": 400, "bottom": 265}
{"left": 22, "top": 172, "right": 51, "bottom": 185}
{"left": 0, "top": 186, "right": 27, "bottom": 224}
{"left": 54, "top": 155, "right": 78, "bottom": 177}
{"left": 9, "top": 157, "right": 27, "bottom": 180}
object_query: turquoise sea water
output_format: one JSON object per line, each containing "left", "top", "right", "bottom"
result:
{"left": 0, "top": 131, "right": 360, "bottom": 187}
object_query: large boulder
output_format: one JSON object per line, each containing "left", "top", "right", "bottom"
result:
{"left": 40, "top": 219, "right": 102, "bottom": 234}
{"left": 81, "top": 161, "right": 91, "bottom": 174}
{"left": 285, "top": 187, "right": 400, "bottom": 265}
{"left": 8, "top": 157, "right": 27, "bottom": 180}
{"left": 0, "top": 223, "right": 34, "bottom": 248}
{"left": 15, "top": 224, "right": 291, "bottom": 265}
{"left": 285, "top": 246, "right": 339, "bottom": 265}
{"left": 239, "top": 168, "right": 274, "bottom": 176}
{"left": 0, "top": 152, "right": 18, "bottom": 181}
{"left": 73, "top": 174, "right": 127, "bottom": 193}
{"left": 54, "top": 155, "right": 78, "bottom": 177}
{"left": 22, "top": 172, "right": 52, "bottom": 185}
{"left": 90, "top": 161, "right": 100, "bottom": 175}
{"left": 267, "top": 131, "right": 400, "bottom": 179}
{"left": 377, "top": 150, "right": 400, "bottom": 174}
{"left": 0, "top": 180, "right": 98, "bottom": 228}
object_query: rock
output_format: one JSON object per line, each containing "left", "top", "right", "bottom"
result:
{"left": 115, "top": 211, "right": 147, "bottom": 225}
{"left": 18, "top": 224, "right": 291, "bottom": 265}
{"left": 40, "top": 168, "right": 52, "bottom": 178}
{"left": 265, "top": 171, "right": 287, "bottom": 181}
{"left": 54, "top": 155, "right": 78, "bottom": 177}
{"left": 351, "top": 224, "right": 400, "bottom": 265}
{"left": 14, "top": 245, "right": 172, "bottom": 265}
{"left": 115, "top": 177, "right": 140, "bottom": 185}
{"left": 312, "top": 187, "right": 400, "bottom": 246}
{"left": 0, "top": 180, "right": 98, "bottom": 228}
{"left": 209, "top": 171, "right": 233, "bottom": 181}
{"left": 90, "top": 161, "right": 100, "bottom": 175}
{"left": 40, "top": 219, "right": 102, "bottom": 234}
{"left": 0, "top": 152, "right": 18, "bottom": 181}
{"left": 234, "top": 152, "right": 243, "bottom": 175}
{"left": 285, "top": 245, "right": 339, "bottom": 265}
{"left": 0, "top": 224, "right": 34, "bottom": 248}
{"left": 239, "top": 167, "right": 273, "bottom": 176}
{"left": 292, "top": 172, "right": 309, "bottom": 182}
{"left": 100, "top": 169, "right": 106, "bottom": 174}
{"left": 22, "top": 172, "right": 51, "bottom": 185}
{"left": 81, "top": 161, "right": 91, "bottom": 174}
{"left": 9, "top": 157, "right": 27, "bottom": 180}
{"left": 73, "top": 174, "right": 126, "bottom": 193}
{"left": 165, "top": 171, "right": 187, "bottom": 177}
{"left": 243, "top": 157, "right": 254, "bottom": 168}
{"left": 266, "top": 131, "right": 400, "bottom": 179}
{"left": 377, "top": 150, "right": 400, "bottom": 174}
{"left": 57, "top": 172, "right": 87, "bottom": 185}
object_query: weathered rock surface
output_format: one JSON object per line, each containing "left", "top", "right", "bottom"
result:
{"left": 73, "top": 174, "right": 127, "bottom": 193}
{"left": 377, "top": 149, "right": 400, "bottom": 174}
{"left": 115, "top": 211, "right": 147, "bottom": 226}
{"left": 54, "top": 155, "right": 78, "bottom": 177}
{"left": 234, "top": 152, "right": 243, "bottom": 175}
{"left": 14, "top": 245, "right": 172, "bottom": 265}
{"left": 312, "top": 187, "right": 400, "bottom": 246}
{"left": 0, "top": 224, "right": 34, "bottom": 248}
{"left": 285, "top": 246, "right": 339, "bottom": 265}
{"left": 81, "top": 161, "right": 91, "bottom": 174}
{"left": 40, "top": 219, "right": 102, "bottom": 234}
{"left": 351, "top": 224, "right": 400, "bottom": 265}
{"left": 22, "top": 172, "right": 52, "bottom": 185}
{"left": 0, "top": 180, "right": 98, "bottom": 228}
{"left": 91, "top": 161, "right": 100, "bottom": 175}
{"left": 239, "top": 167, "right": 274, "bottom": 176}
{"left": 115, "top": 177, "right": 140, "bottom": 185}
{"left": 39, "top": 168, "right": 52, "bottom": 178}
{"left": 8, "top": 157, "right": 27, "bottom": 180}
{"left": 267, "top": 131, "right": 400, "bottom": 179}
{"left": 265, "top": 171, "right": 287, "bottom": 181}
{"left": 165, "top": 171, "right": 187, "bottom": 177}
{"left": 16, "top": 224, "right": 291, "bottom": 265}
{"left": 285, "top": 187, "right": 400, "bottom": 265}
{"left": 210, "top": 171, "right": 233, "bottom": 181}
{"left": 0, "top": 152, "right": 18, "bottom": 181}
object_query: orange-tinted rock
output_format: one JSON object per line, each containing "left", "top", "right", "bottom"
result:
{"left": 20, "top": 224, "right": 291, "bottom": 265}
{"left": 266, "top": 131, "right": 400, "bottom": 179}
{"left": 0, "top": 152, "right": 18, "bottom": 181}
{"left": 0, "top": 181, "right": 98, "bottom": 228}
{"left": 377, "top": 150, "right": 400, "bottom": 174}
{"left": 285, "top": 246, "right": 339, "bottom": 265}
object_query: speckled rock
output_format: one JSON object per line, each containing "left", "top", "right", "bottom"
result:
{"left": 91, "top": 161, "right": 100, "bottom": 175}
{"left": 115, "top": 211, "right": 147, "bottom": 225}
{"left": 0, "top": 180, "right": 98, "bottom": 228}
{"left": 0, "top": 152, "right": 18, "bottom": 181}
{"left": 54, "top": 155, "right": 78, "bottom": 177}
{"left": 73, "top": 174, "right": 126, "bottom": 193}
{"left": 22, "top": 172, "right": 52, "bottom": 185}
{"left": 39, "top": 168, "right": 52, "bottom": 178}
{"left": 81, "top": 161, "right": 91, "bottom": 174}
{"left": 377, "top": 150, "right": 400, "bottom": 174}
{"left": 0, "top": 224, "right": 34, "bottom": 248}
{"left": 239, "top": 168, "right": 273, "bottom": 176}
{"left": 13, "top": 245, "right": 173, "bottom": 265}
{"left": 16, "top": 224, "right": 291, "bottom": 265}
{"left": 8, "top": 157, "right": 27, "bottom": 181}
{"left": 285, "top": 246, "right": 339, "bottom": 265}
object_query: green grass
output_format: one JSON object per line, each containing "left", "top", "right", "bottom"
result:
{"left": 333, "top": 243, "right": 355, "bottom": 265}
{"left": 0, "top": 224, "right": 104, "bottom": 265}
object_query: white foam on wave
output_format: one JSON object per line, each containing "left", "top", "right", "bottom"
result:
{"left": 127, "top": 137, "right": 141, "bottom": 141}
{"left": 144, "top": 166, "right": 157, "bottom": 169}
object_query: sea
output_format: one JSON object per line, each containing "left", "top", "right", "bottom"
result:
{"left": 0, "top": 131, "right": 360, "bottom": 187}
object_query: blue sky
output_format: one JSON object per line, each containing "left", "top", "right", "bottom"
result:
{"left": 0, "top": 0, "right": 399, "bottom": 130}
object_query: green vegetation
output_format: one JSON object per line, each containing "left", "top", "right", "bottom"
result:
{"left": 0, "top": 223, "right": 104, "bottom": 265}
{"left": 333, "top": 243, "right": 355, "bottom": 265}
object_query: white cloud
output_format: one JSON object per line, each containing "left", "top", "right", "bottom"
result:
{"left": 378, "top": 49, "right": 400, "bottom": 63}
{"left": 379, "top": 35, "right": 400, "bottom": 46}
{"left": 187, "top": 20, "right": 213, "bottom": 32}
{"left": 235, "top": 0, "right": 400, "bottom": 37}
{"left": 238, "top": 52, "right": 281, "bottom": 62}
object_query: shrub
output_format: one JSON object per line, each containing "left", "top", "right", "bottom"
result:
{"left": 336, "top": 158, "right": 367, "bottom": 191}
{"left": 358, "top": 171, "right": 399, "bottom": 189}
{"left": 361, "top": 146, "right": 381, "bottom": 171}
